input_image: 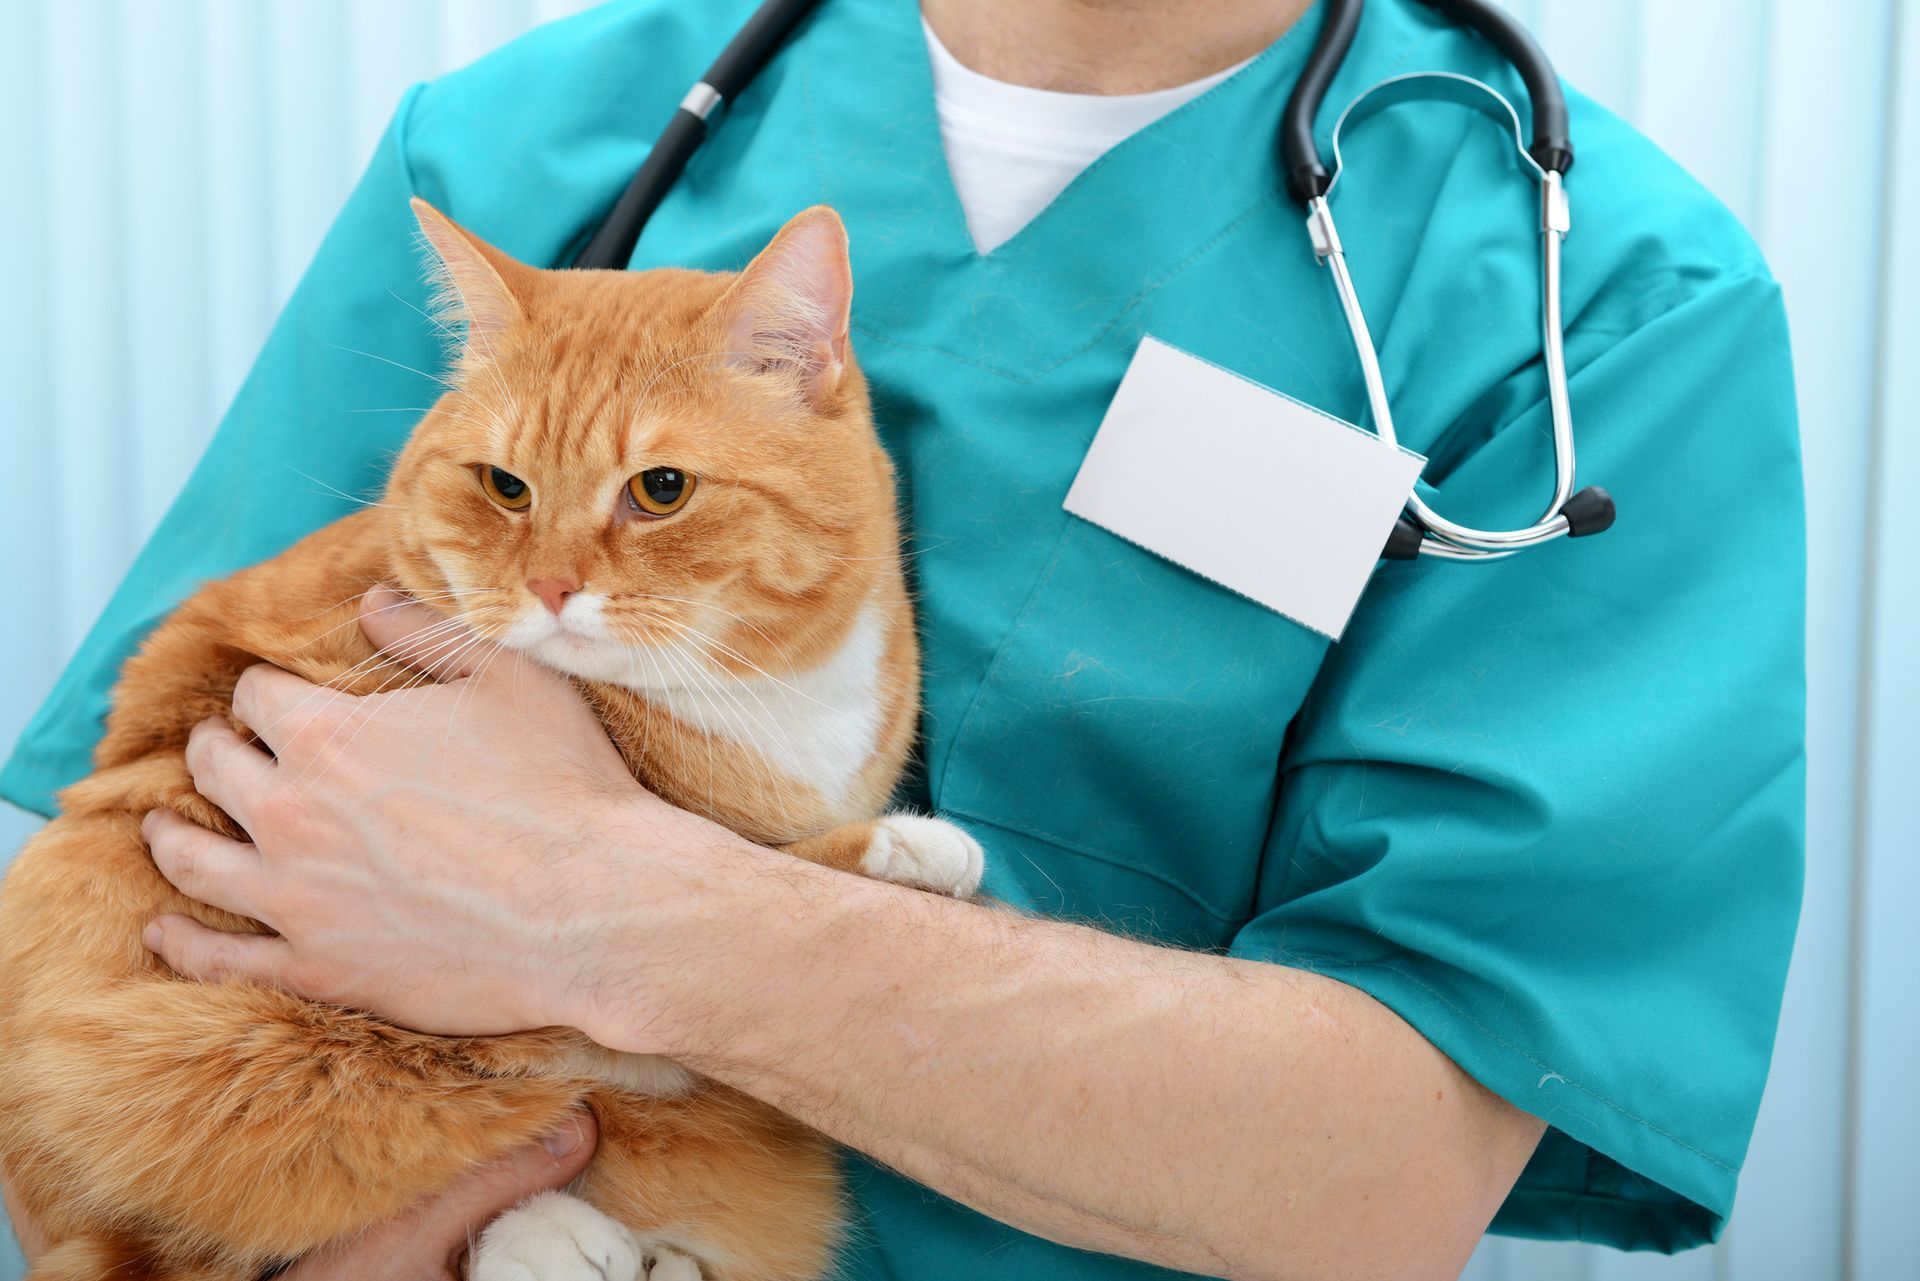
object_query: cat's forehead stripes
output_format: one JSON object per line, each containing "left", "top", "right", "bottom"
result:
{"left": 476, "top": 271, "right": 734, "bottom": 473}
{"left": 481, "top": 362, "right": 713, "bottom": 485}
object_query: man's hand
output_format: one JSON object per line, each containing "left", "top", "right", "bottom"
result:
{"left": 138, "top": 584, "right": 1539, "bottom": 1281}
{"left": 140, "top": 585, "right": 750, "bottom": 1043}
{"left": 4, "top": 1109, "right": 598, "bottom": 1278}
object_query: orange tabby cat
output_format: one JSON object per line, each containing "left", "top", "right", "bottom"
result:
{"left": 0, "top": 201, "right": 983, "bottom": 1281}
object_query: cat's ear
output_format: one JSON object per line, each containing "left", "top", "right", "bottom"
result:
{"left": 410, "top": 197, "right": 527, "bottom": 351}
{"left": 717, "top": 206, "right": 853, "bottom": 408}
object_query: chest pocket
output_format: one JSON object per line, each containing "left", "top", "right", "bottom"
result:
{"left": 930, "top": 516, "right": 1329, "bottom": 947}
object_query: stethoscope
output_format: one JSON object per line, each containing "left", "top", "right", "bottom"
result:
{"left": 572, "top": 0, "right": 1615, "bottom": 563}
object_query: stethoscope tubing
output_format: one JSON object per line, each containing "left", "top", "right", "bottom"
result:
{"left": 571, "top": 0, "right": 1614, "bottom": 562}
{"left": 1293, "top": 2, "right": 1611, "bottom": 559}
{"left": 573, "top": 0, "right": 822, "bottom": 269}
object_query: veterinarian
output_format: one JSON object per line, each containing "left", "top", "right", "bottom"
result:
{"left": 2, "top": 0, "right": 1804, "bottom": 1277}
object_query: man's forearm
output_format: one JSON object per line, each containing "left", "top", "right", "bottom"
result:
{"left": 583, "top": 841, "right": 1545, "bottom": 1281}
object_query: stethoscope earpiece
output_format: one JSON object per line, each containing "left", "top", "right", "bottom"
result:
{"left": 1561, "top": 487, "right": 1617, "bottom": 539}
{"left": 1382, "top": 515, "right": 1428, "bottom": 562}
{"left": 1382, "top": 487, "right": 1616, "bottom": 562}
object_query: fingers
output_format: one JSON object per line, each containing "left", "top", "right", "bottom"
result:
{"left": 142, "top": 913, "right": 295, "bottom": 986}
{"left": 276, "top": 1107, "right": 599, "bottom": 1281}
{"left": 414, "top": 1109, "right": 599, "bottom": 1251}
{"left": 359, "top": 584, "right": 503, "bottom": 682}
{"left": 230, "top": 662, "right": 351, "bottom": 759}
{"left": 183, "top": 716, "right": 276, "bottom": 828}
{"left": 143, "top": 809, "right": 268, "bottom": 922}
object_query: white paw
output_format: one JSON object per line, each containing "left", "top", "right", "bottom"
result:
{"left": 860, "top": 813, "right": 984, "bottom": 897}
{"left": 642, "top": 1248, "right": 703, "bottom": 1280}
{"left": 472, "top": 1191, "right": 642, "bottom": 1281}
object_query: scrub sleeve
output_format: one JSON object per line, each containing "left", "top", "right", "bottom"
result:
{"left": 1235, "top": 273, "right": 1804, "bottom": 1250}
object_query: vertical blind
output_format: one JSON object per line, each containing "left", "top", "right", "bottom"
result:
{"left": 0, "top": 3, "right": 1912, "bottom": 1278}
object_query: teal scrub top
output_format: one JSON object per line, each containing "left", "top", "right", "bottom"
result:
{"left": 1, "top": 0, "right": 1805, "bottom": 1271}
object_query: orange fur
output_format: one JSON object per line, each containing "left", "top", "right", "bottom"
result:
{"left": 0, "top": 206, "right": 921, "bottom": 1279}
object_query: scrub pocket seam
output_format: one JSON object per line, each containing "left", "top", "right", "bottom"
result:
{"left": 948, "top": 804, "right": 1254, "bottom": 926}
{"left": 931, "top": 521, "right": 1075, "bottom": 806}
{"left": 933, "top": 518, "right": 1303, "bottom": 925}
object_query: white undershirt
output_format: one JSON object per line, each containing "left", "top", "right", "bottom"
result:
{"left": 924, "top": 19, "right": 1252, "bottom": 254}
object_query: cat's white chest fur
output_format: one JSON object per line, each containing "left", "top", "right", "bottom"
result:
{"left": 634, "top": 604, "right": 888, "bottom": 806}
{"left": 505, "top": 591, "right": 889, "bottom": 807}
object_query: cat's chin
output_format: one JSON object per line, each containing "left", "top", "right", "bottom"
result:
{"left": 488, "top": 599, "right": 685, "bottom": 692}
{"left": 512, "top": 629, "right": 687, "bottom": 693}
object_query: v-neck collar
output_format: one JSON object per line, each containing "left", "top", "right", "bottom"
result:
{"left": 801, "top": 0, "right": 1329, "bottom": 382}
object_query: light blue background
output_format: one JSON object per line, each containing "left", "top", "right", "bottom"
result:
{"left": 0, "top": 2, "right": 1913, "bottom": 1278}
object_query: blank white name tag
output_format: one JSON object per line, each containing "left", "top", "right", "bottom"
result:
{"left": 1064, "top": 336, "right": 1426, "bottom": 641}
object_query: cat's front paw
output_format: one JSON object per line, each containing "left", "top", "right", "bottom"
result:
{"left": 860, "top": 813, "right": 984, "bottom": 897}
{"left": 472, "top": 1190, "right": 642, "bottom": 1281}
{"left": 642, "top": 1247, "right": 704, "bottom": 1280}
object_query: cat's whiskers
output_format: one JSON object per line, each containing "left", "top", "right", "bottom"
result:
{"left": 660, "top": 633, "right": 756, "bottom": 821}
{"left": 680, "top": 652, "right": 814, "bottom": 833}
{"left": 653, "top": 629, "right": 803, "bottom": 770}
{"left": 286, "top": 616, "right": 486, "bottom": 765}
{"left": 440, "top": 619, "right": 516, "bottom": 756}
{"left": 288, "top": 590, "right": 500, "bottom": 654}
{"left": 298, "top": 666, "right": 446, "bottom": 784}
{"left": 654, "top": 633, "right": 784, "bottom": 757}
{"left": 624, "top": 623, "right": 809, "bottom": 831}
{"left": 326, "top": 342, "right": 455, "bottom": 391}
{"left": 633, "top": 633, "right": 711, "bottom": 787}
{"left": 622, "top": 631, "right": 679, "bottom": 774}
{"left": 297, "top": 608, "right": 511, "bottom": 782}
{"left": 689, "top": 642, "right": 819, "bottom": 834}
{"left": 278, "top": 591, "right": 472, "bottom": 645}
{"left": 644, "top": 612, "right": 830, "bottom": 711}
{"left": 647, "top": 631, "right": 721, "bottom": 811}
{"left": 698, "top": 656, "right": 817, "bottom": 829}
{"left": 255, "top": 612, "right": 483, "bottom": 750}
{"left": 315, "top": 612, "right": 478, "bottom": 690}
{"left": 287, "top": 467, "right": 394, "bottom": 513}
{"left": 625, "top": 590, "right": 785, "bottom": 654}
{"left": 831, "top": 538, "right": 951, "bottom": 563}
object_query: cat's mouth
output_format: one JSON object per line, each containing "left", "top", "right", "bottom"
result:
{"left": 493, "top": 600, "right": 691, "bottom": 692}
{"left": 546, "top": 615, "right": 600, "bottom": 640}
{"left": 543, "top": 627, "right": 601, "bottom": 652}
{"left": 514, "top": 615, "right": 609, "bottom": 661}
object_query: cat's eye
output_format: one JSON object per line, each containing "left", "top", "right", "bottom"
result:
{"left": 479, "top": 465, "right": 531, "bottom": 510}
{"left": 627, "top": 468, "right": 695, "bottom": 517}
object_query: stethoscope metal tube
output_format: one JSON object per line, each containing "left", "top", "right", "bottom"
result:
{"left": 1289, "top": 2, "right": 1614, "bottom": 561}
{"left": 1311, "top": 160, "right": 1580, "bottom": 557}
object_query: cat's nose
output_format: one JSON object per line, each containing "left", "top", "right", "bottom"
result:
{"left": 526, "top": 577, "right": 582, "bottom": 616}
